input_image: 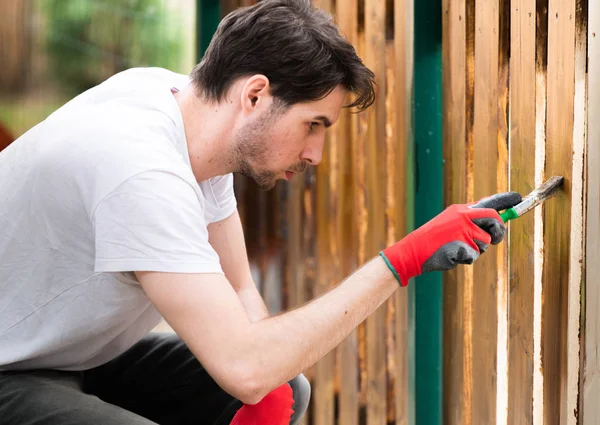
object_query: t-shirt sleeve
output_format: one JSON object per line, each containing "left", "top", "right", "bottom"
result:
{"left": 92, "top": 170, "right": 223, "bottom": 274}
{"left": 209, "top": 173, "right": 237, "bottom": 223}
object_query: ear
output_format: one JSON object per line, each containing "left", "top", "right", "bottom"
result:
{"left": 240, "top": 75, "right": 272, "bottom": 115}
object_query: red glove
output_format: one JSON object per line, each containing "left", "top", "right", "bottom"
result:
{"left": 229, "top": 383, "right": 294, "bottom": 425}
{"left": 380, "top": 192, "right": 522, "bottom": 286}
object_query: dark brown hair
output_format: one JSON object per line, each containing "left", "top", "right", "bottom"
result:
{"left": 190, "top": 0, "right": 375, "bottom": 111}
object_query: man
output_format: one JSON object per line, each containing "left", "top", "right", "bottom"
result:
{"left": 0, "top": 0, "right": 521, "bottom": 424}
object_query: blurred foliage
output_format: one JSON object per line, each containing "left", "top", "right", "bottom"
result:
{"left": 43, "top": 0, "right": 186, "bottom": 94}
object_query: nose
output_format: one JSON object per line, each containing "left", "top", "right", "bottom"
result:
{"left": 301, "top": 134, "right": 325, "bottom": 166}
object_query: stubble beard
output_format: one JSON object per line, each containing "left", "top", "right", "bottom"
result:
{"left": 232, "top": 105, "right": 284, "bottom": 191}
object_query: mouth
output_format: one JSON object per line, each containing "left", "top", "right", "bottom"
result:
{"left": 285, "top": 171, "right": 295, "bottom": 180}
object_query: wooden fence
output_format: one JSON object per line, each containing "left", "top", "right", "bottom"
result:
{"left": 223, "top": 0, "right": 597, "bottom": 424}
{"left": 443, "top": 1, "right": 596, "bottom": 424}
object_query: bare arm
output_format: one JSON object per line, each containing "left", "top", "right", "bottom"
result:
{"left": 137, "top": 256, "right": 397, "bottom": 404}
{"left": 207, "top": 210, "right": 269, "bottom": 322}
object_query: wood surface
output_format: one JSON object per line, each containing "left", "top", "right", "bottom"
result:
{"left": 441, "top": 0, "right": 472, "bottom": 423}
{"left": 471, "top": 0, "right": 502, "bottom": 422}
{"left": 543, "top": 0, "right": 576, "bottom": 423}
{"left": 393, "top": 0, "right": 412, "bottom": 423}
{"left": 583, "top": 1, "right": 600, "bottom": 423}
{"left": 336, "top": 0, "right": 360, "bottom": 424}
{"left": 507, "top": 1, "right": 537, "bottom": 424}
{"left": 364, "top": 0, "right": 389, "bottom": 423}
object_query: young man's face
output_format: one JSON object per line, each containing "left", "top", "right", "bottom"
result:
{"left": 233, "top": 85, "right": 347, "bottom": 190}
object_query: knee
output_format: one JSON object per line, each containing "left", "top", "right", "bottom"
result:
{"left": 288, "top": 373, "right": 311, "bottom": 424}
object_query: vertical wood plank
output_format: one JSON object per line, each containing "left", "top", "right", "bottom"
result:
{"left": 496, "top": 4, "right": 511, "bottom": 425}
{"left": 583, "top": 0, "right": 600, "bottom": 421}
{"left": 394, "top": 0, "right": 412, "bottom": 423}
{"left": 302, "top": 167, "right": 317, "bottom": 389}
{"left": 507, "top": 1, "right": 537, "bottom": 424}
{"left": 565, "top": 1, "right": 587, "bottom": 424}
{"left": 542, "top": 0, "right": 576, "bottom": 423}
{"left": 336, "top": 0, "right": 360, "bottom": 423}
{"left": 354, "top": 27, "right": 369, "bottom": 412}
{"left": 312, "top": 2, "right": 335, "bottom": 423}
{"left": 533, "top": 2, "right": 549, "bottom": 423}
{"left": 441, "top": 0, "right": 470, "bottom": 423}
{"left": 471, "top": 1, "right": 500, "bottom": 423}
{"left": 364, "top": 0, "right": 388, "bottom": 423}
{"left": 385, "top": 40, "right": 397, "bottom": 424}
{"left": 583, "top": 2, "right": 600, "bottom": 423}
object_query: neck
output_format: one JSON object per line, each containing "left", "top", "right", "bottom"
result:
{"left": 173, "top": 85, "right": 238, "bottom": 182}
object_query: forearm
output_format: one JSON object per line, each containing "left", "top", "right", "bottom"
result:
{"left": 144, "top": 256, "right": 397, "bottom": 404}
{"left": 235, "top": 256, "right": 397, "bottom": 401}
{"left": 236, "top": 285, "right": 270, "bottom": 322}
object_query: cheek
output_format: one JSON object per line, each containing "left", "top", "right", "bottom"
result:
{"left": 272, "top": 127, "right": 304, "bottom": 158}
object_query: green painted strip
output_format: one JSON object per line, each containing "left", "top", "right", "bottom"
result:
{"left": 196, "top": 0, "right": 220, "bottom": 61}
{"left": 413, "top": 0, "right": 443, "bottom": 423}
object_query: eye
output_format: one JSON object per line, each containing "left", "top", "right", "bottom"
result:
{"left": 308, "top": 122, "right": 319, "bottom": 132}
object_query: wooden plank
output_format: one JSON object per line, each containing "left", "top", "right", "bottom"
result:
{"left": 471, "top": 0, "right": 501, "bottom": 423}
{"left": 542, "top": 0, "right": 576, "bottom": 423}
{"left": 565, "top": 1, "right": 587, "bottom": 424}
{"left": 311, "top": 1, "right": 336, "bottom": 421}
{"left": 336, "top": 0, "right": 360, "bottom": 423}
{"left": 441, "top": 0, "right": 470, "bottom": 423}
{"left": 355, "top": 27, "right": 369, "bottom": 411}
{"left": 385, "top": 40, "right": 396, "bottom": 424}
{"left": 286, "top": 178, "right": 305, "bottom": 310}
{"left": 496, "top": 4, "right": 511, "bottom": 425}
{"left": 364, "top": 0, "right": 388, "bottom": 423}
{"left": 532, "top": 2, "right": 549, "bottom": 423}
{"left": 393, "top": 0, "right": 412, "bottom": 423}
{"left": 508, "top": 0, "right": 536, "bottom": 425}
{"left": 583, "top": 1, "right": 600, "bottom": 423}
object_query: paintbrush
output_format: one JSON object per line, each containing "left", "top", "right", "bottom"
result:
{"left": 500, "top": 176, "right": 565, "bottom": 223}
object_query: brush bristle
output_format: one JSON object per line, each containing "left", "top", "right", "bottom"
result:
{"left": 534, "top": 175, "right": 564, "bottom": 201}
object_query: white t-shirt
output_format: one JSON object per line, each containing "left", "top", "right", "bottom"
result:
{"left": 0, "top": 67, "right": 237, "bottom": 371}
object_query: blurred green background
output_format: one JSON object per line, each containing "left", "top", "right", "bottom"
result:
{"left": 0, "top": 0, "right": 196, "bottom": 139}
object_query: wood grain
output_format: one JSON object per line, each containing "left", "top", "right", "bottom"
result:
{"left": 441, "top": 0, "right": 470, "bottom": 423}
{"left": 471, "top": 1, "right": 501, "bottom": 423}
{"left": 393, "top": 0, "right": 412, "bottom": 423}
{"left": 507, "top": 1, "right": 537, "bottom": 424}
{"left": 532, "top": 2, "right": 549, "bottom": 423}
{"left": 311, "top": 2, "right": 335, "bottom": 423}
{"left": 565, "top": 1, "right": 587, "bottom": 424}
{"left": 583, "top": 1, "right": 600, "bottom": 423}
{"left": 336, "top": 0, "right": 360, "bottom": 424}
{"left": 364, "top": 0, "right": 388, "bottom": 423}
{"left": 542, "top": 0, "right": 576, "bottom": 423}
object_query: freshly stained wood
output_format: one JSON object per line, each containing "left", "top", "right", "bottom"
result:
{"left": 336, "top": 0, "right": 360, "bottom": 424}
{"left": 543, "top": 0, "right": 576, "bottom": 423}
{"left": 393, "top": 0, "right": 412, "bottom": 423}
{"left": 441, "top": 0, "right": 471, "bottom": 423}
{"left": 471, "top": 1, "right": 501, "bottom": 423}
{"left": 583, "top": 1, "right": 600, "bottom": 423}
{"left": 507, "top": 1, "right": 537, "bottom": 424}
{"left": 364, "top": 0, "right": 388, "bottom": 423}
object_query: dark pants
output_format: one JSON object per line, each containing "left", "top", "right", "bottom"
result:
{"left": 0, "top": 333, "right": 311, "bottom": 425}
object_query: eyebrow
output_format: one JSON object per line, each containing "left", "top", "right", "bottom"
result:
{"left": 314, "top": 115, "right": 332, "bottom": 128}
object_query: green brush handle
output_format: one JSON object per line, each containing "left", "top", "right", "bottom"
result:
{"left": 500, "top": 207, "right": 518, "bottom": 223}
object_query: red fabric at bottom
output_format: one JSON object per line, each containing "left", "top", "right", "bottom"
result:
{"left": 229, "top": 383, "right": 294, "bottom": 425}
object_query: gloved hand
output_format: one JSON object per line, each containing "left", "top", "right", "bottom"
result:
{"left": 380, "top": 191, "right": 522, "bottom": 286}
{"left": 229, "top": 383, "right": 294, "bottom": 425}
